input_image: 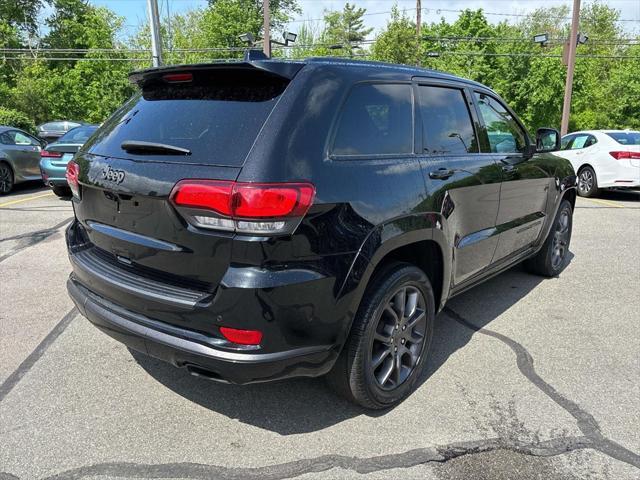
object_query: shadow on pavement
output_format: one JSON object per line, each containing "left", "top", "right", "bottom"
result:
{"left": 597, "top": 189, "right": 639, "bottom": 202}
{"left": 132, "top": 261, "right": 562, "bottom": 434}
{"left": 1, "top": 180, "right": 47, "bottom": 197}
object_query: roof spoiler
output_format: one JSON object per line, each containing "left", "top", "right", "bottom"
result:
{"left": 128, "top": 53, "right": 305, "bottom": 87}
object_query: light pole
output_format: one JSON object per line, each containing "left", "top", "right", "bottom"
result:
{"left": 263, "top": 0, "right": 271, "bottom": 57}
{"left": 561, "top": 0, "right": 581, "bottom": 136}
{"left": 147, "top": 0, "right": 163, "bottom": 67}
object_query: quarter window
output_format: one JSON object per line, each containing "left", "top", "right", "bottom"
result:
{"left": 332, "top": 83, "right": 413, "bottom": 156}
{"left": 418, "top": 85, "right": 478, "bottom": 155}
{"left": 474, "top": 93, "right": 526, "bottom": 153}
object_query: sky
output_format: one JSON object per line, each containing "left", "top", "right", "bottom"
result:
{"left": 90, "top": 0, "right": 640, "bottom": 37}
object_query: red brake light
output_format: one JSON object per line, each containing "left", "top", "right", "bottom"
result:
{"left": 41, "top": 150, "right": 63, "bottom": 158}
{"left": 234, "top": 183, "right": 315, "bottom": 218}
{"left": 219, "top": 327, "right": 263, "bottom": 345}
{"left": 171, "top": 180, "right": 233, "bottom": 216}
{"left": 65, "top": 161, "right": 81, "bottom": 198}
{"left": 163, "top": 73, "right": 193, "bottom": 83}
{"left": 610, "top": 151, "right": 640, "bottom": 160}
{"left": 170, "top": 180, "right": 315, "bottom": 234}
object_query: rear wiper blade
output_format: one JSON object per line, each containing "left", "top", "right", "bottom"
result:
{"left": 120, "top": 140, "right": 191, "bottom": 155}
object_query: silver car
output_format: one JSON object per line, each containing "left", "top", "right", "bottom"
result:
{"left": 0, "top": 126, "right": 45, "bottom": 194}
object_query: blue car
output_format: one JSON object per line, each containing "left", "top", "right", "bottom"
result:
{"left": 40, "top": 125, "right": 98, "bottom": 197}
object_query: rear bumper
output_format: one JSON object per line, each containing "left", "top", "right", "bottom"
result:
{"left": 39, "top": 158, "right": 69, "bottom": 186}
{"left": 67, "top": 276, "right": 337, "bottom": 384}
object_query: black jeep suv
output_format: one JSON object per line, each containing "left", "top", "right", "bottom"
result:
{"left": 65, "top": 57, "right": 576, "bottom": 409}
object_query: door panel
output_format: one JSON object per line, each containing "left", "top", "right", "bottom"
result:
{"left": 421, "top": 156, "right": 502, "bottom": 284}
{"left": 416, "top": 83, "right": 501, "bottom": 286}
{"left": 472, "top": 92, "right": 550, "bottom": 262}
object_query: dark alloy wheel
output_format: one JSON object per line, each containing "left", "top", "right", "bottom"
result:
{"left": 370, "top": 285, "right": 427, "bottom": 390}
{"left": 577, "top": 166, "right": 598, "bottom": 198}
{"left": 327, "top": 263, "right": 435, "bottom": 409}
{"left": 524, "top": 199, "right": 573, "bottom": 277}
{"left": 0, "top": 163, "right": 13, "bottom": 195}
{"left": 550, "top": 207, "right": 571, "bottom": 270}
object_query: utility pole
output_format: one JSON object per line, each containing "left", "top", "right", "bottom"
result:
{"left": 561, "top": 0, "right": 580, "bottom": 136}
{"left": 263, "top": 0, "right": 271, "bottom": 58}
{"left": 416, "top": 0, "right": 422, "bottom": 37}
{"left": 147, "top": 0, "right": 163, "bottom": 67}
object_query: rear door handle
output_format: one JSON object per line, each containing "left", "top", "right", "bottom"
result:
{"left": 429, "top": 168, "right": 455, "bottom": 180}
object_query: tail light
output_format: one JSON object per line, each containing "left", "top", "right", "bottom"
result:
{"left": 170, "top": 180, "right": 315, "bottom": 235}
{"left": 40, "top": 150, "right": 63, "bottom": 158}
{"left": 65, "top": 161, "right": 81, "bottom": 199}
{"left": 609, "top": 151, "right": 640, "bottom": 160}
{"left": 219, "top": 326, "right": 263, "bottom": 345}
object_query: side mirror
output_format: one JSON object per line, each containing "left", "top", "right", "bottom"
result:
{"left": 536, "top": 128, "right": 561, "bottom": 153}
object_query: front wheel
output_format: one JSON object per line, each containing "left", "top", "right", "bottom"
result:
{"left": 327, "top": 263, "right": 435, "bottom": 409}
{"left": 524, "top": 199, "right": 573, "bottom": 277}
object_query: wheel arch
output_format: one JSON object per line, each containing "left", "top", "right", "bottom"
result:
{"left": 339, "top": 214, "right": 451, "bottom": 316}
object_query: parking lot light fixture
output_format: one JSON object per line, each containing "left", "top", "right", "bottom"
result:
{"left": 533, "top": 33, "right": 549, "bottom": 46}
{"left": 239, "top": 33, "right": 255, "bottom": 46}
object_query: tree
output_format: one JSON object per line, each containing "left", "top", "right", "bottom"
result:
{"left": 370, "top": 7, "right": 419, "bottom": 65}
{"left": 0, "top": 0, "right": 46, "bottom": 33}
{"left": 323, "top": 2, "right": 373, "bottom": 57}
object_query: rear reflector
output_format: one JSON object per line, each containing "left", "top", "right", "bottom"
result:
{"left": 219, "top": 327, "right": 263, "bottom": 345}
{"left": 170, "top": 180, "right": 315, "bottom": 235}
{"left": 610, "top": 151, "right": 640, "bottom": 160}
{"left": 65, "top": 161, "right": 81, "bottom": 199}
{"left": 41, "top": 150, "right": 63, "bottom": 158}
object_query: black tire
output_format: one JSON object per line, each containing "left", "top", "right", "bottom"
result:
{"left": 327, "top": 262, "right": 435, "bottom": 409}
{"left": 0, "top": 162, "right": 14, "bottom": 195}
{"left": 577, "top": 166, "right": 599, "bottom": 198}
{"left": 524, "top": 199, "right": 573, "bottom": 277}
{"left": 52, "top": 185, "right": 71, "bottom": 198}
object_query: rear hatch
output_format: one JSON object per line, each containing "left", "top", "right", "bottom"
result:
{"left": 69, "top": 61, "right": 302, "bottom": 318}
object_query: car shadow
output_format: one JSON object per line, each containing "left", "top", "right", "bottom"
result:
{"left": 2, "top": 180, "right": 47, "bottom": 197}
{"left": 132, "top": 260, "right": 568, "bottom": 435}
{"left": 598, "top": 189, "right": 639, "bottom": 202}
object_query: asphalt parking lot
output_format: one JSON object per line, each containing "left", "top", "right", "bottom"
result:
{"left": 0, "top": 182, "right": 638, "bottom": 480}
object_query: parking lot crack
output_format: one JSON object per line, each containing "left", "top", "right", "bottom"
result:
{"left": 444, "top": 306, "right": 640, "bottom": 470}
{"left": 5, "top": 435, "right": 588, "bottom": 480}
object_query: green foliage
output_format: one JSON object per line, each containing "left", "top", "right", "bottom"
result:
{"left": 0, "top": 106, "right": 35, "bottom": 132}
{"left": 370, "top": 7, "right": 419, "bottom": 65}
{"left": 370, "top": 4, "right": 639, "bottom": 132}
{"left": 322, "top": 2, "right": 373, "bottom": 57}
{"left": 0, "top": 0, "right": 637, "bottom": 134}
{"left": 5, "top": 1, "right": 135, "bottom": 125}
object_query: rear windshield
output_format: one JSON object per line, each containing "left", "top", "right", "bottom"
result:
{"left": 606, "top": 131, "right": 640, "bottom": 145}
{"left": 83, "top": 68, "right": 289, "bottom": 166}
{"left": 58, "top": 126, "right": 98, "bottom": 143}
{"left": 41, "top": 122, "right": 70, "bottom": 131}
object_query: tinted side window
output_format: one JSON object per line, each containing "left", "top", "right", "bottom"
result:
{"left": 0, "top": 132, "right": 14, "bottom": 145}
{"left": 13, "top": 131, "right": 37, "bottom": 146}
{"left": 474, "top": 93, "right": 526, "bottom": 153}
{"left": 332, "top": 83, "right": 413, "bottom": 156}
{"left": 418, "top": 85, "right": 478, "bottom": 155}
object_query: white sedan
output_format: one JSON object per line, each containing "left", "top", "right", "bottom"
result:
{"left": 560, "top": 130, "right": 640, "bottom": 197}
